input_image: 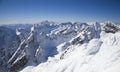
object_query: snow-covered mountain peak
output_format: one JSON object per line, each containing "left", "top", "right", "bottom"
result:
{"left": 0, "top": 21, "right": 120, "bottom": 72}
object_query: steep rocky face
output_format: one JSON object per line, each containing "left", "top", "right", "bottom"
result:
{"left": 0, "top": 21, "right": 120, "bottom": 72}
{"left": 0, "top": 26, "right": 19, "bottom": 49}
{"left": 103, "top": 22, "right": 120, "bottom": 33}
{"left": 0, "top": 26, "right": 20, "bottom": 72}
{"left": 0, "top": 25, "right": 32, "bottom": 72}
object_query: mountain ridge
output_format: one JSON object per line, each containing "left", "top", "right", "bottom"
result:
{"left": 0, "top": 21, "right": 120, "bottom": 72}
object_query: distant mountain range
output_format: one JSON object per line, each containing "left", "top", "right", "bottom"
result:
{"left": 0, "top": 21, "right": 120, "bottom": 72}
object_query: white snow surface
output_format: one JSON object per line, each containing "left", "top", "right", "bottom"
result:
{"left": 21, "top": 31, "right": 120, "bottom": 72}
{"left": 16, "top": 29, "right": 21, "bottom": 35}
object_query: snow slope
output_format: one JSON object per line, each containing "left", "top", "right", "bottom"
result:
{"left": 21, "top": 32, "right": 120, "bottom": 72}
{"left": 21, "top": 22, "right": 120, "bottom": 72}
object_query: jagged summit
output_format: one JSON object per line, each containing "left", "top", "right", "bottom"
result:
{"left": 0, "top": 21, "right": 120, "bottom": 72}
